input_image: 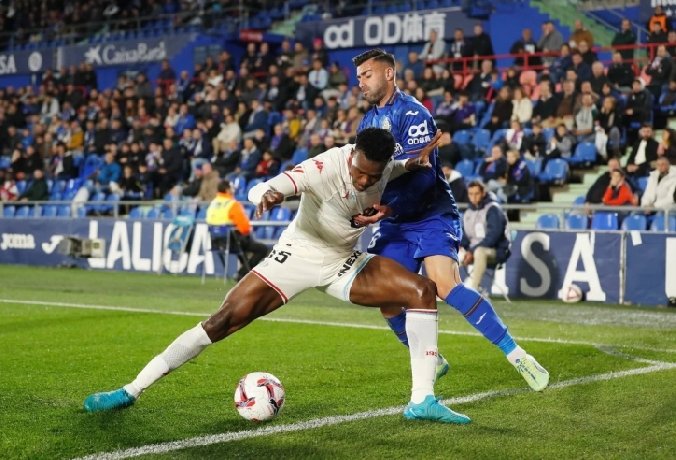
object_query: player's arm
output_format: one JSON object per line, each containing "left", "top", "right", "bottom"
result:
{"left": 248, "top": 151, "right": 334, "bottom": 217}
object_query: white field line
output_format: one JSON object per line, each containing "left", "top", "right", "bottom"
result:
{"left": 74, "top": 360, "right": 676, "bottom": 460}
{"left": 1, "top": 298, "right": 675, "bottom": 354}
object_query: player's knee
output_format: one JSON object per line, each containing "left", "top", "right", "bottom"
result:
{"left": 414, "top": 278, "right": 438, "bottom": 309}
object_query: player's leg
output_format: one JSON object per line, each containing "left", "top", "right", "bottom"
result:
{"left": 83, "top": 273, "right": 285, "bottom": 412}
{"left": 367, "top": 227, "right": 449, "bottom": 380}
{"left": 424, "top": 254, "right": 549, "bottom": 391}
{"left": 346, "top": 256, "right": 469, "bottom": 424}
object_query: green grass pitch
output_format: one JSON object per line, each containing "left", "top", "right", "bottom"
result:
{"left": 0, "top": 265, "right": 675, "bottom": 459}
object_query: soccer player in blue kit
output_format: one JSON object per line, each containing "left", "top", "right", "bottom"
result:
{"left": 351, "top": 49, "right": 549, "bottom": 392}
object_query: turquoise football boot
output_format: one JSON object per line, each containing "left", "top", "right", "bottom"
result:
{"left": 83, "top": 388, "right": 136, "bottom": 413}
{"left": 403, "top": 395, "right": 471, "bottom": 424}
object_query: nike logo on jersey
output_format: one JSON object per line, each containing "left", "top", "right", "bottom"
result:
{"left": 405, "top": 110, "right": 419, "bottom": 116}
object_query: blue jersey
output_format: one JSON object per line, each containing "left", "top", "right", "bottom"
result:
{"left": 358, "top": 89, "right": 460, "bottom": 223}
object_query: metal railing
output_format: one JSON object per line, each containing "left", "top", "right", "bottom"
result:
{"left": 1, "top": 200, "right": 674, "bottom": 232}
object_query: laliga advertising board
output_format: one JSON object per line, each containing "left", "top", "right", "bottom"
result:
{"left": 0, "top": 218, "right": 674, "bottom": 306}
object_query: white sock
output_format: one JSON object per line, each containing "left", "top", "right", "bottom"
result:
{"left": 124, "top": 323, "right": 212, "bottom": 398}
{"left": 506, "top": 346, "right": 527, "bottom": 366}
{"left": 406, "top": 309, "right": 438, "bottom": 404}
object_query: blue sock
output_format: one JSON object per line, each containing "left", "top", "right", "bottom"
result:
{"left": 385, "top": 309, "right": 409, "bottom": 347}
{"left": 446, "top": 284, "right": 516, "bottom": 355}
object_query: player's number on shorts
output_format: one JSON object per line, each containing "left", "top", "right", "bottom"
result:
{"left": 268, "top": 249, "right": 291, "bottom": 264}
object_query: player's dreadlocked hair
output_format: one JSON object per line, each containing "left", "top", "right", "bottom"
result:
{"left": 351, "top": 48, "right": 395, "bottom": 68}
{"left": 355, "top": 128, "right": 395, "bottom": 163}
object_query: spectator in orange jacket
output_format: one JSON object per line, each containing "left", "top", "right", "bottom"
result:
{"left": 602, "top": 169, "right": 638, "bottom": 206}
{"left": 206, "top": 180, "right": 269, "bottom": 279}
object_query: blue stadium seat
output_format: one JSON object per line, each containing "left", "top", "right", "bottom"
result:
{"left": 41, "top": 205, "right": 57, "bottom": 217}
{"left": 291, "top": 148, "right": 309, "bottom": 165}
{"left": 243, "top": 202, "right": 256, "bottom": 219}
{"left": 455, "top": 159, "right": 475, "bottom": 178}
{"left": 146, "top": 207, "right": 161, "bottom": 219}
{"left": 573, "top": 196, "right": 585, "bottom": 205}
{"left": 525, "top": 158, "right": 542, "bottom": 176}
{"left": 565, "top": 214, "right": 588, "bottom": 230}
{"left": 538, "top": 159, "right": 569, "bottom": 184}
{"left": 101, "top": 193, "right": 120, "bottom": 215}
{"left": 569, "top": 142, "right": 597, "bottom": 167}
{"left": 536, "top": 214, "right": 560, "bottom": 230}
{"left": 14, "top": 206, "right": 31, "bottom": 217}
{"left": 472, "top": 129, "right": 492, "bottom": 153}
{"left": 15, "top": 180, "right": 27, "bottom": 195}
{"left": 128, "top": 206, "right": 145, "bottom": 219}
{"left": 86, "top": 191, "right": 107, "bottom": 214}
{"left": 0, "top": 155, "right": 11, "bottom": 169}
{"left": 232, "top": 174, "right": 248, "bottom": 201}
{"left": 2, "top": 205, "right": 15, "bottom": 218}
{"left": 56, "top": 205, "right": 71, "bottom": 217}
{"left": 245, "top": 178, "right": 266, "bottom": 197}
{"left": 196, "top": 205, "right": 208, "bottom": 221}
{"left": 650, "top": 214, "right": 676, "bottom": 232}
{"left": 490, "top": 129, "right": 508, "bottom": 146}
{"left": 636, "top": 176, "right": 649, "bottom": 194}
{"left": 621, "top": 214, "right": 647, "bottom": 231}
{"left": 591, "top": 212, "right": 619, "bottom": 231}
{"left": 268, "top": 206, "right": 293, "bottom": 239}
{"left": 543, "top": 128, "right": 555, "bottom": 143}
{"left": 453, "top": 129, "right": 472, "bottom": 144}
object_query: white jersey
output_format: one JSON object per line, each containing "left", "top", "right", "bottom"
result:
{"left": 249, "top": 145, "right": 404, "bottom": 257}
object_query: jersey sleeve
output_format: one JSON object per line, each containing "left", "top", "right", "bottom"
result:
{"left": 396, "top": 105, "right": 438, "bottom": 157}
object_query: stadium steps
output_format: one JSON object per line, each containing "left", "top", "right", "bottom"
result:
{"left": 516, "top": 167, "right": 604, "bottom": 228}
{"left": 530, "top": 0, "right": 615, "bottom": 47}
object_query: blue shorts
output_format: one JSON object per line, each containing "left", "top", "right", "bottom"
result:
{"left": 367, "top": 214, "right": 462, "bottom": 273}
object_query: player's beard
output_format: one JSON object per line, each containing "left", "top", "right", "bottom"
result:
{"left": 363, "top": 84, "right": 387, "bottom": 105}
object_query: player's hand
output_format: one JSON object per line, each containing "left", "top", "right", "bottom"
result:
{"left": 405, "top": 130, "right": 443, "bottom": 171}
{"left": 462, "top": 251, "right": 474, "bottom": 266}
{"left": 256, "top": 190, "right": 284, "bottom": 218}
{"left": 350, "top": 204, "right": 392, "bottom": 228}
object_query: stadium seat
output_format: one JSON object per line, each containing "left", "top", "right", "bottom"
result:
{"left": 2, "top": 205, "right": 15, "bottom": 218}
{"left": 565, "top": 214, "right": 588, "bottom": 230}
{"left": 56, "top": 205, "right": 71, "bottom": 217}
{"left": 455, "top": 159, "right": 475, "bottom": 178}
{"left": 146, "top": 207, "right": 160, "bottom": 219}
{"left": 573, "top": 196, "right": 585, "bottom": 205}
{"left": 525, "top": 158, "right": 542, "bottom": 176}
{"left": 101, "top": 193, "right": 120, "bottom": 215}
{"left": 41, "top": 205, "right": 57, "bottom": 217}
{"left": 650, "top": 214, "right": 676, "bottom": 231}
{"left": 538, "top": 159, "right": 569, "bottom": 185}
{"left": 490, "top": 129, "right": 508, "bottom": 146}
{"left": 621, "top": 214, "right": 647, "bottom": 231}
{"left": 15, "top": 180, "right": 27, "bottom": 195}
{"left": 569, "top": 143, "right": 597, "bottom": 167}
{"left": 268, "top": 206, "right": 293, "bottom": 239}
{"left": 453, "top": 129, "right": 472, "bottom": 144}
{"left": 128, "top": 206, "right": 145, "bottom": 219}
{"left": 196, "top": 205, "right": 208, "bottom": 221}
{"left": 636, "top": 176, "right": 649, "bottom": 194}
{"left": 14, "top": 206, "right": 31, "bottom": 217}
{"left": 86, "top": 191, "right": 107, "bottom": 214}
{"left": 0, "top": 155, "right": 11, "bottom": 169}
{"left": 472, "top": 129, "right": 492, "bottom": 153}
{"left": 536, "top": 214, "right": 560, "bottom": 230}
{"left": 291, "top": 148, "right": 309, "bottom": 165}
{"left": 591, "top": 212, "right": 619, "bottom": 231}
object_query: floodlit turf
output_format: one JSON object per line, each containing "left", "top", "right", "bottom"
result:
{"left": 0, "top": 265, "right": 675, "bottom": 459}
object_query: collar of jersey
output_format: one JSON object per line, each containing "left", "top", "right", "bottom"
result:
{"left": 374, "top": 88, "right": 401, "bottom": 111}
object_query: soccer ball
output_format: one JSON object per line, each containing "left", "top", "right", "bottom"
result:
{"left": 234, "top": 372, "right": 285, "bottom": 422}
{"left": 560, "top": 284, "right": 583, "bottom": 303}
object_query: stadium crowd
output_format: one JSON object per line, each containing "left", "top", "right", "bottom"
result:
{"left": 1, "top": 5, "right": 676, "bottom": 214}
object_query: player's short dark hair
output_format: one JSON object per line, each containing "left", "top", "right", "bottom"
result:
{"left": 217, "top": 180, "right": 232, "bottom": 193}
{"left": 354, "top": 128, "right": 395, "bottom": 163}
{"left": 352, "top": 49, "right": 395, "bottom": 68}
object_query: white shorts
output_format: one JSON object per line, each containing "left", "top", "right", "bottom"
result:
{"left": 251, "top": 241, "right": 374, "bottom": 303}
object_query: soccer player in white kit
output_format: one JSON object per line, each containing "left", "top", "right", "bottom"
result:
{"left": 83, "top": 128, "right": 470, "bottom": 424}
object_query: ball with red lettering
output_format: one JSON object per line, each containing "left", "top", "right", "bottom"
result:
{"left": 234, "top": 372, "right": 285, "bottom": 422}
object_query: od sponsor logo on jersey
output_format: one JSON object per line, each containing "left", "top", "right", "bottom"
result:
{"left": 0, "top": 233, "right": 36, "bottom": 250}
{"left": 407, "top": 120, "right": 431, "bottom": 145}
